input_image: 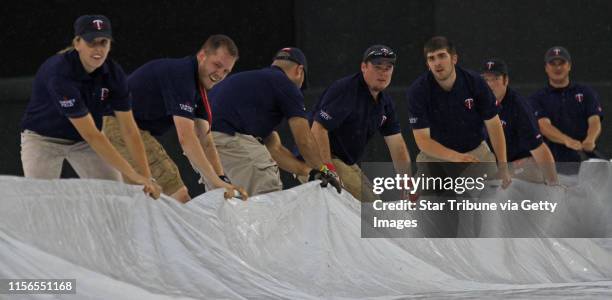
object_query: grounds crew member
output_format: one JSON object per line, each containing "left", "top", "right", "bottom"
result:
{"left": 481, "top": 58, "right": 558, "bottom": 184}
{"left": 209, "top": 47, "right": 341, "bottom": 196}
{"left": 529, "top": 46, "right": 604, "bottom": 163}
{"left": 21, "top": 15, "right": 160, "bottom": 199}
{"left": 406, "top": 36, "right": 511, "bottom": 188}
{"left": 309, "top": 45, "right": 412, "bottom": 201}
{"left": 405, "top": 36, "right": 511, "bottom": 237}
{"left": 104, "top": 35, "right": 247, "bottom": 202}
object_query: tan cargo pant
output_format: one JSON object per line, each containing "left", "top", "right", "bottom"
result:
{"left": 20, "top": 130, "right": 121, "bottom": 180}
{"left": 415, "top": 141, "right": 498, "bottom": 179}
{"left": 416, "top": 141, "right": 496, "bottom": 163}
{"left": 102, "top": 116, "right": 185, "bottom": 195}
{"left": 212, "top": 131, "right": 282, "bottom": 196}
{"left": 297, "top": 157, "right": 376, "bottom": 202}
{"left": 330, "top": 158, "right": 377, "bottom": 202}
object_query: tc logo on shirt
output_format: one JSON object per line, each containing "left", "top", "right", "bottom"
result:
{"left": 179, "top": 103, "right": 194, "bottom": 113}
{"left": 59, "top": 97, "right": 76, "bottom": 108}
{"left": 409, "top": 117, "right": 418, "bottom": 124}
{"left": 464, "top": 98, "right": 474, "bottom": 110}
{"left": 319, "top": 110, "right": 333, "bottom": 121}
{"left": 380, "top": 115, "right": 387, "bottom": 127}
{"left": 575, "top": 93, "right": 584, "bottom": 103}
{"left": 100, "top": 88, "right": 110, "bottom": 101}
{"left": 500, "top": 119, "right": 507, "bottom": 128}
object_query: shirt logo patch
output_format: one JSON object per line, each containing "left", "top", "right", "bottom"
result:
{"left": 575, "top": 93, "right": 584, "bottom": 103}
{"left": 179, "top": 103, "right": 194, "bottom": 113}
{"left": 100, "top": 88, "right": 109, "bottom": 101}
{"left": 500, "top": 119, "right": 507, "bottom": 128}
{"left": 319, "top": 110, "right": 332, "bottom": 121}
{"left": 409, "top": 117, "right": 418, "bottom": 124}
{"left": 92, "top": 19, "right": 105, "bottom": 30}
{"left": 536, "top": 134, "right": 542, "bottom": 139}
{"left": 380, "top": 115, "right": 387, "bottom": 127}
{"left": 464, "top": 98, "right": 474, "bottom": 110}
{"left": 486, "top": 61, "right": 495, "bottom": 70}
{"left": 59, "top": 97, "right": 76, "bottom": 108}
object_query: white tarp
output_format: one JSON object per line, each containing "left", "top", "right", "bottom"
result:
{"left": 1, "top": 163, "right": 612, "bottom": 299}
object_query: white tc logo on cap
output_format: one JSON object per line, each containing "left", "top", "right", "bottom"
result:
{"left": 92, "top": 19, "right": 104, "bottom": 30}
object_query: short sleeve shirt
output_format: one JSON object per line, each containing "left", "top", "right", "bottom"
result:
{"left": 209, "top": 66, "right": 308, "bottom": 139}
{"left": 129, "top": 56, "right": 207, "bottom": 136}
{"left": 530, "top": 82, "right": 604, "bottom": 161}
{"left": 406, "top": 66, "right": 499, "bottom": 153}
{"left": 312, "top": 73, "right": 401, "bottom": 165}
{"left": 497, "top": 88, "right": 543, "bottom": 161}
{"left": 21, "top": 50, "right": 131, "bottom": 141}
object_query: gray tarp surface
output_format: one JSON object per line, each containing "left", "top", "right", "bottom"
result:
{"left": 1, "top": 162, "right": 611, "bottom": 299}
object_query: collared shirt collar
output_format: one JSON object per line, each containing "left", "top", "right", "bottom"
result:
{"left": 545, "top": 81, "right": 574, "bottom": 92}
{"left": 358, "top": 72, "right": 384, "bottom": 102}
{"left": 67, "top": 49, "right": 109, "bottom": 80}
{"left": 191, "top": 56, "right": 201, "bottom": 87}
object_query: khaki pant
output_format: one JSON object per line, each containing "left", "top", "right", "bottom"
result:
{"left": 415, "top": 141, "right": 497, "bottom": 180}
{"left": 212, "top": 131, "right": 282, "bottom": 196}
{"left": 297, "top": 157, "right": 376, "bottom": 202}
{"left": 20, "top": 130, "right": 120, "bottom": 180}
{"left": 416, "top": 141, "right": 496, "bottom": 163}
{"left": 102, "top": 116, "right": 184, "bottom": 195}
{"left": 331, "top": 158, "right": 377, "bottom": 202}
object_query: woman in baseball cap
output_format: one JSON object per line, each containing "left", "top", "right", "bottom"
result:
{"left": 19, "top": 15, "right": 161, "bottom": 199}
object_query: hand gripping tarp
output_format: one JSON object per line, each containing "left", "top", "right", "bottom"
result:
{"left": 1, "top": 163, "right": 612, "bottom": 299}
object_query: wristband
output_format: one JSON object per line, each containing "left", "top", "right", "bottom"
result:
{"left": 219, "top": 175, "right": 231, "bottom": 184}
{"left": 319, "top": 163, "right": 336, "bottom": 173}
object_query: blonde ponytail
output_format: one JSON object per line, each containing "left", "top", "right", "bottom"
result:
{"left": 58, "top": 36, "right": 80, "bottom": 54}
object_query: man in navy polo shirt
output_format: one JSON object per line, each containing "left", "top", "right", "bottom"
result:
{"left": 309, "top": 45, "right": 412, "bottom": 202}
{"left": 103, "top": 35, "right": 248, "bottom": 203}
{"left": 529, "top": 46, "right": 604, "bottom": 163}
{"left": 481, "top": 58, "right": 558, "bottom": 184}
{"left": 406, "top": 36, "right": 511, "bottom": 187}
{"left": 209, "top": 47, "right": 341, "bottom": 196}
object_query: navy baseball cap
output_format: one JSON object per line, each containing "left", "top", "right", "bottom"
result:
{"left": 545, "top": 46, "right": 571, "bottom": 63}
{"left": 481, "top": 58, "right": 508, "bottom": 76}
{"left": 74, "top": 15, "right": 113, "bottom": 42}
{"left": 273, "top": 47, "right": 308, "bottom": 89}
{"left": 363, "top": 45, "right": 397, "bottom": 65}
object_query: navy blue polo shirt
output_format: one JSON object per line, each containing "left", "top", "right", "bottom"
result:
{"left": 209, "top": 66, "right": 308, "bottom": 139}
{"left": 129, "top": 56, "right": 207, "bottom": 136}
{"left": 406, "top": 66, "right": 499, "bottom": 153}
{"left": 497, "top": 88, "right": 543, "bottom": 161}
{"left": 21, "top": 50, "right": 131, "bottom": 141}
{"left": 530, "top": 82, "right": 604, "bottom": 162}
{"left": 312, "top": 73, "right": 401, "bottom": 165}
